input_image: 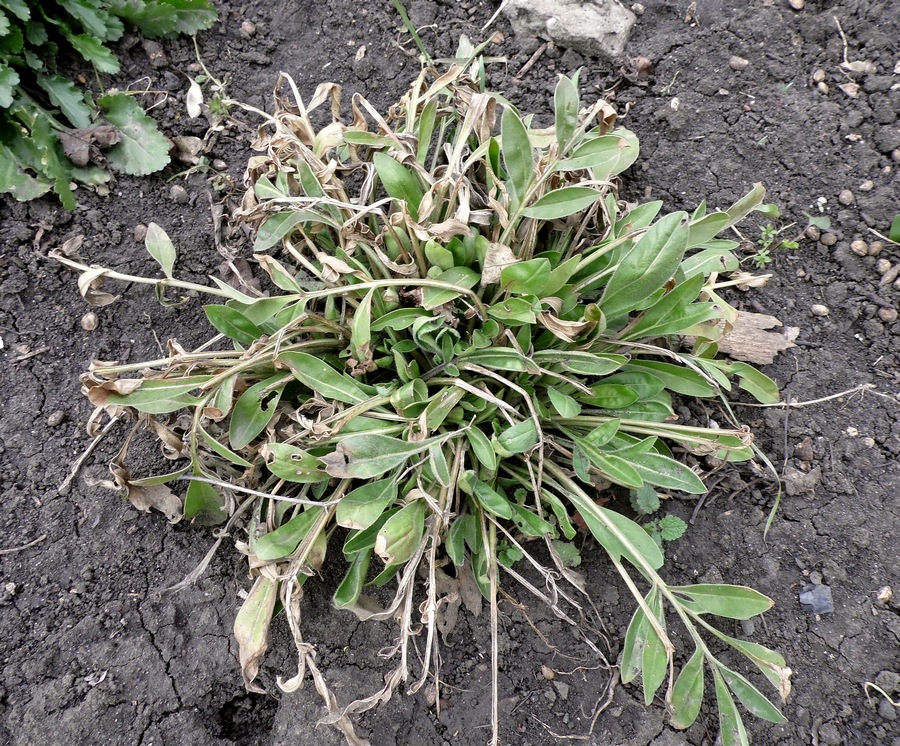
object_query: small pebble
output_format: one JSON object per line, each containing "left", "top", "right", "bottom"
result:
{"left": 810, "top": 304, "right": 830, "bottom": 317}
{"left": 81, "top": 312, "right": 98, "bottom": 331}
{"left": 809, "top": 570, "right": 823, "bottom": 585}
{"left": 134, "top": 224, "right": 147, "bottom": 242}
{"left": 817, "top": 81, "right": 829, "bottom": 94}
{"left": 805, "top": 225, "right": 820, "bottom": 241}
{"left": 878, "top": 307, "right": 898, "bottom": 323}
{"left": 876, "top": 586, "right": 893, "bottom": 605}
{"left": 812, "top": 68, "right": 826, "bottom": 83}
{"left": 170, "top": 184, "right": 189, "bottom": 205}
{"left": 212, "top": 159, "right": 227, "bottom": 171}
{"left": 789, "top": 0, "right": 805, "bottom": 8}
{"left": 863, "top": 437, "right": 876, "bottom": 448}
{"left": 799, "top": 583, "right": 834, "bottom": 614}
{"left": 838, "top": 189, "right": 855, "bottom": 205}
{"left": 631, "top": 2, "right": 645, "bottom": 14}
{"left": 869, "top": 240, "right": 884, "bottom": 255}
{"left": 240, "top": 20, "right": 256, "bottom": 36}
{"left": 47, "top": 410, "right": 65, "bottom": 427}
{"left": 729, "top": 56, "right": 750, "bottom": 71}
{"left": 541, "top": 665, "right": 555, "bottom": 680}
{"left": 859, "top": 179, "right": 875, "bottom": 192}
{"left": 876, "top": 258, "right": 892, "bottom": 274}
{"left": 820, "top": 232, "right": 838, "bottom": 246}
{"left": 850, "top": 239, "right": 869, "bottom": 256}
{"left": 892, "top": 149, "right": 900, "bottom": 163}
{"left": 846, "top": 426, "right": 859, "bottom": 437}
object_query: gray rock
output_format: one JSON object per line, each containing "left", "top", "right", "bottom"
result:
{"left": 799, "top": 583, "right": 834, "bottom": 615}
{"left": 503, "top": 0, "right": 637, "bottom": 59}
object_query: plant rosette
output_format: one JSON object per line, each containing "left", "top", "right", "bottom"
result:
{"left": 55, "top": 39, "right": 790, "bottom": 746}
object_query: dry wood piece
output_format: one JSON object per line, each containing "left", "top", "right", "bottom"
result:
{"left": 700, "top": 311, "right": 799, "bottom": 365}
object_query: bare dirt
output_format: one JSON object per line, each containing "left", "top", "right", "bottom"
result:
{"left": 0, "top": 1, "right": 898, "bottom": 745}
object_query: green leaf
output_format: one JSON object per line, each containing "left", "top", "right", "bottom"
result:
{"left": 718, "top": 665, "right": 787, "bottom": 723}
{"left": 370, "top": 307, "right": 432, "bottom": 331}
{"left": 672, "top": 584, "right": 774, "bottom": 619}
{"left": 446, "top": 515, "right": 467, "bottom": 566}
{"left": 713, "top": 668, "right": 750, "bottom": 746}
{"left": 601, "top": 212, "right": 689, "bottom": 319}
{"left": 557, "top": 131, "right": 640, "bottom": 178}
{"left": 350, "top": 288, "right": 374, "bottom": 364}
{"left": 103, "top": 375, "right": 210, "bottom": 413}
{"left": 374, "top": 500, "right": 425, "bottom": 565}
{"left": 342, "top": 129, "right": 395, "bottom": 148}
{"left": 337, "top": 478, "right": 398, "bottom": 530}
{"left": 59, "top": 0, "right": 113, "bottom": 38}
{"left": 579, "top": 383, "right": 640, "bottom": 409}
{"left": 566, "top": 492, "right": 665, "bottom": 570}
{"left": 620, "top": 600, "right": 650, "bottom": 684}
{"left": 730, "top": 362, "right": 780, "bottom": 404}
{"left": 890, "top": 214, "right": 900, "bottom": 244}
{"left": 551, "top": 539, "right": 581, "bottom": 567}
{"left": 687, "top": 212, "right": 731, "bottom": 248}
{"left": 421, "top": 266, "right": 479, "bottom": 309}
{"left": 657, "top": 514, "right": 688, "bottom": 541}
{"left": 278, "top": 351, "right": 369, "bottom": 405}
{"left": 570, "top": 434, "right": 643, "bottom": 489}
{"left": 626, "top": 360, "right": 716, "bottom": 398}
{"left": 67, "top": 33, "right": 120, "bottom": 73}
{"left": 466, "top": 427, "right": 497, "bottom": 471}
{"left": 522, "top": 186, "right": 603, "bottom": 220}
{"left": 724, "top": 183, "right": 766, "bottom": 229}
{"left": 554, "top": 73, "right": 579, "bottom": 149}
{"left": 717, "top": 635, "right": 790, "bottom": 692}
{"left": 254, "top": 508, "right": 323, "bottom": 561}
{"left": 533, "top": 350, "right": 626, "bottom": 376}
{"left": 500, "top": 258, "right": 551, "bottom": 295}
{"left": 342, "top": 509, "right": 398, "bottom": 558}
{"left": 143, "top": 222, "right": 177, "bottom": 278}
{"left": 253, "top": 210, "right": 326, "bottom": 251}
{"left": 183, "top": 477, "right": 226, "bottom": 525}
{"left": 321, "top": 433, "right": 444, "bottom": 479}
{"left": 602, "top": 370, "right": 665, "bottom": 400}
{"left": 626, "top": 452, "right": 706, "bottom": 494}
{"left": 459, "top": 347, "right": 539, "bottom": 374}
{"left": 631, "top": 484, "right": 660, "bottom": 514}
{"left": 0, "top": 63, "right": 19, "bottom": 108}
{"left": 501, "top": 106, "right": 532, "bottom": 206}
{"left": 642, "top": 591, "right": 668, "bottom": 705}
{"left": 163, "top": 0, "right": 217, "bottom": 35}
{"left": 204, "top": 305, "right": 264, "bottom": 347}
{"left": 333, "top": 549, "right": 372, "bottom": 607}
{"left": 264, "top": 443, "right": 328, "bottom": 483}
{"left": 487, "top": 297, "right": 536, "bottom": 325}
{"left": 511, "top": 503, "right": 555, "bottom": 537}
{"left": 112, "top": 0, "right": 178, "bottom": 36}
{"left": 473, "top": 480, "right": 513, "bottom": 519}
{"left": 624, "top": 274, "right": 711, "bottom": 339}
{"left": 37, "top": 74, "right": 92, "bottom": 128}
{"left": 373, "top": 151, "right": 423, "bottom": 221}
{"left": 98, "top": 92, "right": 170, "bottom": 175}
{"left": 496, "top": 419, "right": 539, "bottom": 454}
{"left": 0, "top": 0, "right": 29, "bottom": 22}
{"left": 669, "top": 649, "right": 705, "bottom": 729}
{"left": 197, "top": 424, "right": 252, "bottom": 468}
{"left": 229, "top": 375, "right": 284, "bottom": 450}
{"left": 548, "top": 387, "right": 581, "bottom": 417}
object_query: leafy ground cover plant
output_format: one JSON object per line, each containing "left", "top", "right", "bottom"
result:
{"left": 54, "top": 39, "right": 791, "bottom": 746}
{"left": 0, "top": 0, "right": 216, "bottom": 207}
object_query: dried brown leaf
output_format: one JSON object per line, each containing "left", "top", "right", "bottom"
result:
{"left": 109, "top": 459, "right": 182, "bottom": 523}
{"left": 234, "top": 576, "right": 278, "bottom": 693}
{"left": 87, "top": 378, "right": 143, "bottom": 407}
{"left": 481, "top": 242, "right": 516, "bottom": 286}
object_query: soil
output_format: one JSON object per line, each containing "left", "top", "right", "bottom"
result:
{"left": 0, "top": 1, "right": 898, "bottom": 744}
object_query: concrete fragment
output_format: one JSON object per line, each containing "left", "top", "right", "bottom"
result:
{"left": 503, "top": 0, "right": 637, "bottom": 59}
{"left": 799, "top": 583, "right": 834, "bottom": 615}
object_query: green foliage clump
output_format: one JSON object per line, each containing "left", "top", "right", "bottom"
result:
{"left": 0, "top": 0, "right": 216, "bottom": 207}
{"left": 56, "top": 40, "right": 791, "bottom": 746}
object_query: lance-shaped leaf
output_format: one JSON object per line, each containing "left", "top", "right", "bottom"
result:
{"left": 473, "top": 480, "right": 513, "bottom": 519}
{"left": 373, "top": 151, "right": 423, "bottom": 220}
{"left": 334, "top": 549, "right": 373, "bottom": 607}
{"left": 557, "top": 131, "right": 640, "bottom": 178}
{"left": 144, "top": 222, "right": 176, "bottom": 279}
{"left": 671, "top": 584, "right": 774, "bottom": 619}
{"left": 600, "top": 211, "right": 689, "bottom": 319}
{"left": 501, "top": 106, "right": 533, "bottom": 206}
{"left": 204, "top": 305, "right": 264, "bottom": 347}
{"left": 718, "top": 664, "right": 787, "bottom": 724}
{"left": 321, "top": 433, "right": 445, "bottom": 479}
{"left": 713, "top": 667, "right": 750, "bottom": 746}
{"left": 234, "top": 577, "right": 278, "bottom": 693}
{"left": 229, "top": 375, "right": 285, "bottom": 450}
{"left": 642, "top": 591, "right": 669, "bottom": 705}
{"left": 554, "top": 73, "right": 579, "bottom": 149}
{"left": 374, "top": 500, "right": 426, "bottom": 565}
{"left": 336, "top": 478, "right": 398, "bottom": 530}
{"left": 264, "top": 443, "right": 329, "bottom": 483}
{"left": 522, "top": 186, "right": 603, "bottom": 220}
{"left": 350, "top": 288, "right": 374, "bottom": 364}
{"left": 183, "top": 477, "right": 226, "bottom": 526}
{"left": 669, "top": 649, "right": 705, "bottom": 729}
{"left": 253, "top": 508, "right": 324, "bottom": 561}
{"left": 278, "top": 351, "right": 369, "bottom": 405}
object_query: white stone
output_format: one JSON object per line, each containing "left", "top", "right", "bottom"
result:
{"left": 503, "top": 0, "right": 637, "bottom": 59}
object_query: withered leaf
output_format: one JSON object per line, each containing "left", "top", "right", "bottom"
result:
{"left": 87, "top": 378, "right": 143, "bottom": 407}
{"left": 109, "top": 460, "right": 182, "bottom": 523}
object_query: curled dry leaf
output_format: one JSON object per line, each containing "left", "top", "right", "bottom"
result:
{"left": 77, "top": 266, "right": 121, "bottom": 307}
{"left": 481, "top": 242, "right": 517, "bottom": 286}
{"left": 838, "top": 82, "right": 860, "bottom": 98}
{"left": 171, "top": 135, "right": 205, "bottom": 165}
{"left": 109, "top": 458, "right": 182, "bottom": 523}
{"left": 538, "top": 312, "right": 595, "bottom": 341}
{"left": 233, "top": 576, "right": 278, "bottom": 693}
{"left": 186, "top": 77, "right": 204, "bottom": 119}
{"left": 58, "top": 125, "right": 121, "bottom": 167}
{"left": 87, "top": 378, "right": 143, "bottom": 407}
{"left": 729, "top": 271, "right": 771, "bottom": 290}
{"left": 710, "top": 311, "right": 799, "bottom": 365}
